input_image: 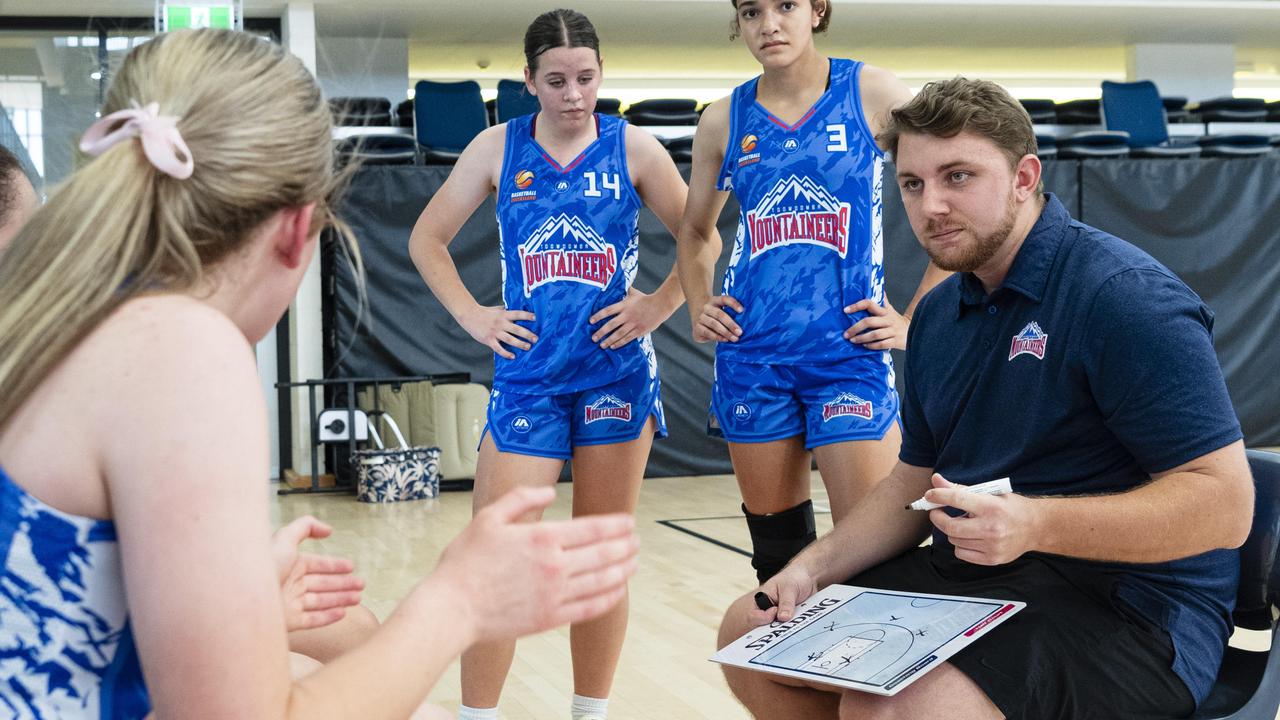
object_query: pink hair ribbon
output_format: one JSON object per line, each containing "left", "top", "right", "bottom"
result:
{"left": 79, "top": 102, "right": 194, "bottom": 180}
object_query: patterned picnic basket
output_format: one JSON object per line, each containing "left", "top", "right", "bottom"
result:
{"left": 353, "top": 412, "right": 441, "bottom": 503}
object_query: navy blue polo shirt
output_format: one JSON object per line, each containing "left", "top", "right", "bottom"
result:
{"left": 900, "top": 193, "right": 1243, "bottom": 704}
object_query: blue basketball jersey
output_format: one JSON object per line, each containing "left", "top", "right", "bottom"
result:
{"left": 494, "top": 113, "right": 646, "bottom": 394}
{"left": 716, "top": 58, "right": 887, "bottom": 365}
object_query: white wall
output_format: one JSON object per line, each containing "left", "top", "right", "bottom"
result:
{"left": 316, "top": 36, "right": 410, "bottom": 107}
{"left": 1128, "top": 44, "right": 1237, "bottom": 102}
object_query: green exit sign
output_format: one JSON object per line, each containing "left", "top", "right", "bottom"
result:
{"left": 163, "top": 5, "right": 235, "bottom": 30}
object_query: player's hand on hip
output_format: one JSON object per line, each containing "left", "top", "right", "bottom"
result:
{"left": 589, "top": 288, "right": 669, "bottom": 350}
{"left": 693, "top": 295, "right": 744, "bottom": 344}
{"left": 844, "top": 298, "right": 908, "bottom": 351}
{"left": 434, "top": 486, "right": 639, "bottom": 644}
{"left": 927, "top": 474, "right": 1039, "bottom": 566}
{"left": 459, "top": 304, "right": 538, "bottom": 360}
{"left": 271, "top": 516, "right": 365, "bottom": 632}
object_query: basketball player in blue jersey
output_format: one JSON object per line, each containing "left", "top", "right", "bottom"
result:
{"left": 677, "top": 0, "right": 951, "bottom": 584}
{"left": 408, "top": 10, "right": 687, "bottom": 720}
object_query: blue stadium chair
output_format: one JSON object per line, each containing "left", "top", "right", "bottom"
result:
{"left": 412, "top": 80, "right": 488, "bottom": 165}
{"left": 1100, "top": 80, "right": 1200, "bottom": 158}
{"left": 1056, "top": 130, "right": 1130, "bottom": 159}
{"left": 496, "top": 79, "right": 541, "bottom": 122}
{"left": 1192, "top": 449, "right": 1280, "bottom": 719}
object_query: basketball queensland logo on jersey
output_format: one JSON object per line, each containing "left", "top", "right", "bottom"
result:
{"left": 518, "top": 213, "right": 617, "bottom": 297}
{"left": 746, "top": 174, "right": 851, "bottom": 259}
{"left": 511, "top": 169, "right": 537, "bottom": 202}
{"left": 584, "top": 394, "right": 633, "bottom": 424}
{"left": 1009, "top": 322, "right": 1048, "bottom": 361}
{"left": 822, "top": 392, "right": 873, "bottom": 422}
{"left": 738, "top": 133, "right": 761, "bottom": 168}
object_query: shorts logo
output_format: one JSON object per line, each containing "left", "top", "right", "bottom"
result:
{"left": 738, "top": 134, "right": 761, "bottom": 167}
{"left": 511, "top": 415, "right": 533, "bottom": 433}
{"left": 732, "top": 402, "right": 752, "bottom": 420}
{"left": 746, "top": 174, "right": 850, "bottom": 259}
{"left": 510, "top": 169, "right": 537, "bottom": 202}
{"left": 584, "top": 394, "right": 632, "bottom": 424}
{"left": 822, "top": 392, "right": 873, "bottom": 422}
{"left": 518, "top": 213, "right": 617, "bottom": 297}
{"left": 1009, "top": 322, "right": 1048, "bottom": 361}
{"left": 782, "top": 137, "right": 800, "bottom": 153}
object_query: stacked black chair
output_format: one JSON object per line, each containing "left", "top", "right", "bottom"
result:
{"left": 1191, "top": 449, "right": 1280, "bottom": 720}
{"left": 663, "top": 135, "right": 694, "bottom": 164}
{"left": 1055, "top": 98, "right": 1101, "bottom": 125}
{"left": 1197, "top": 134, "right": 1273, "bottom": 158}
{"left": 395, "top": 99, "right": 415, "bottom": 128}
{"left": 624, "top": 98, "right": 700, "bottom": 126}
{"left": 1164, "top": 96, "right": 1192, "bottom": 124}
{"left": 1034, "top": 134, "right": 1058, "bottom": 160}
{"left": 413, "top": 80, "right": 489, "bottom": 165}
{"left": 1266, "top": 101, "right": 1280, "bottom": 123}
{"left": 1056, "top": 130, "right": 1130, "bottom": 159}
{"left": 484, "top": 98, "right": 498, "bottom": 126}
{"left": 330, "top": 97, "right": 393, "bottom": 127}
{"left": 1100, "top": 80, "right": 1199, "bottom": 158}
{"left": 1191, "top": 97, "right": 1268, "bottom": 123}
{"left": 595, "top": 98, "right": 622, "bottom": 118}
{"left": 1018, "top": 99, "right": 1057, "bottom": 125}
{"left": 334, "top": 134, "right": 417, "bottom": 166}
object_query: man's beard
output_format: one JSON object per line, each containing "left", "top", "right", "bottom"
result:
{"left": 923, "top": 195, "right": 1017, "bottom": 273}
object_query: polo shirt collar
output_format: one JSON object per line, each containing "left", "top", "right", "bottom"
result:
{"left": 957, "top": 193, "right": 1070, "bottom": 314}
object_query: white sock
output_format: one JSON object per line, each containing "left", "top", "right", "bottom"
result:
{"left": 457, "top": 705, "right": 499, "bottom": 720}
{"left": 570, "top": 694, "right": 608, "bottom": 719}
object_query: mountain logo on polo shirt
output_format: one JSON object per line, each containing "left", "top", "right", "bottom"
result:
{"left": 1009, "top": 322, "right": 1048, "bottom": 361}
{"left": 822, "top": 392, "right": 873, "bottom": 422}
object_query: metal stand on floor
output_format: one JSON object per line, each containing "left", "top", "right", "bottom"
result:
{"left": 274, "top": 373, "right": 468, "bottom": 495}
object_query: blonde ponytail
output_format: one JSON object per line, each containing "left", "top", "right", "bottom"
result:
{"left": 0, "top": 28, "right": 363, "bottom": 430}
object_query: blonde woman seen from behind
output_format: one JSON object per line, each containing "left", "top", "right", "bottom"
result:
{"left": 0, "top": 28, "right": 636, "bottom": 720}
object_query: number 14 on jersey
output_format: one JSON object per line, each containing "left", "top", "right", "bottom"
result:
{"left": 584, "top": 171, "right": 621, "bottom": 200}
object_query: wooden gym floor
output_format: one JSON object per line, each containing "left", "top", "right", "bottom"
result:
{"left": 270, "top": 470, "right": 1274, "bottom": 720}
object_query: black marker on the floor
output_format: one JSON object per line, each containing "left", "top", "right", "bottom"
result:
{"left": 754, "top": 591, "right": 776, "bottom": 611}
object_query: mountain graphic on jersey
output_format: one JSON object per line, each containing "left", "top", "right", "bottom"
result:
{"left": 584, "top": 394, "right": 632, "bottom": 424}
{"left": 746, "top": 174, "right": 851, "bottom": 260}
{"left": 822, "top": 392, "right": 873, "bottom": 422}
{"left": 518, "top": 213, "right": 618, "bottom": 297}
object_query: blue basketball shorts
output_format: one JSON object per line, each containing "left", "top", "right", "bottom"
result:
{"left": 485, "top": 369, "right": 668, "bottom": 460}
{"left": 709, "top": 353, "right": 899, "bottom": 449}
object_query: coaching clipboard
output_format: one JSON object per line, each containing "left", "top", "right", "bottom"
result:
{"left": 712, "top": 585, "right": 1024, "bottom": 696}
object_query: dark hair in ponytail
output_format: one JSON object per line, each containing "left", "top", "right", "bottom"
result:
{"left": 524, "top": 8, "right": 600, "bottom": 71}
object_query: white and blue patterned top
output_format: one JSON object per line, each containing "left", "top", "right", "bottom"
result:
{"left": 0, "top": 466, "right": 149, "bottom": 718}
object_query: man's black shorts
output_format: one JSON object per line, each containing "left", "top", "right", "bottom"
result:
{"left": 851, "top": 544, "right": 1196, "bottom": 720}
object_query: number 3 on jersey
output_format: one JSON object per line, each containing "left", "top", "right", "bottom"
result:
{"left": 826, "top": 124, "right": 848, "bottom": 153}
{"left": 584, "top": 171, "right": 621, "bottom": 200}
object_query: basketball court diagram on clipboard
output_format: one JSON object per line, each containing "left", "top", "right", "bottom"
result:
{"left": 713, "top": 586, "right": 1025, "bottom": 696}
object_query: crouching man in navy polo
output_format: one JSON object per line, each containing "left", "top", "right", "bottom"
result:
{"left": 717, "top": 76, "right": 1254, "bottom": 720}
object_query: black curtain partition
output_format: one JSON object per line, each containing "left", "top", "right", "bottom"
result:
{"left": 326, "top": 158, "right": 1276, "bottom": 478}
